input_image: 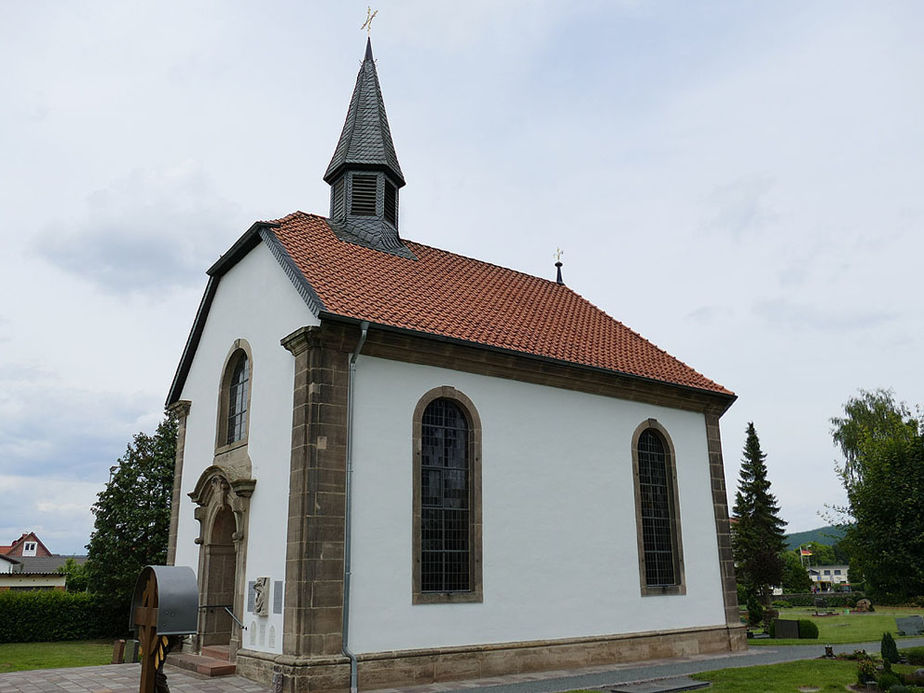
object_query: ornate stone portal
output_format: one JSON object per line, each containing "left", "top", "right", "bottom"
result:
{"left": 189, "top": 466, "right": 255, "bottom": 657}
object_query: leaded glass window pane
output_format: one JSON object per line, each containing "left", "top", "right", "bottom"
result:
{"left": 638, "top": 429, "right": 675, "bottom": 586}
{"left": 420, "top": 399, "right": 470, "bottom": 592}
{"left": 226, "top": 354, "right": 249, "bottom": 445}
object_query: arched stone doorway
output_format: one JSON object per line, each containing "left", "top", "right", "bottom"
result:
{"left": 190, "top": 466, "right": 255, "bottom": 657}
{"left": 201, "top": 506, "right": 236, "bottom": 646}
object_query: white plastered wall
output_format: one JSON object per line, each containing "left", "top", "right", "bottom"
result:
{"left": 348, "top": 356, "right": 726, "bottom": 654}
{"left": 174, "top": 241, "right": 317, "bottom": 654}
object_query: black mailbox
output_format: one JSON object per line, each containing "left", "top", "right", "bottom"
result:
{"left": 130, "top": 565, "right": 199, "bottom": 636}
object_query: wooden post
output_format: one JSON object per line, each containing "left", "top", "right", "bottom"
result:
{"left": 111, "top": 639, "right": 125, "bottom": 664}
{"left": 133, "top": 570, "right": 159, "bottom": 693}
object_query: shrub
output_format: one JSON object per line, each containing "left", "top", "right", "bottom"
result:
{"left": 883, "top": 632, "right": 901, "bottom": 664}
{"left": 746, "top": 594, "right": 764, "bottom": 627}
{"left": 879, "top": 670, "right": 904, "bottom": 691}
{"left": 857, "top": 655, "right": 877, "bottom": 685}
{"left": 904, "top": 647, "right": 924, "bottom": 665}
{"left": 772, "top": 600, "right": 792, "bottom": 609}
{"left": 0, "top": 590, "right": 128, "bottom": 643}
{"left": 762, "top": 607, "right": 779, "bottom": 629}
{"left": 798, "top": 619, "right": 819, "bottom": 639}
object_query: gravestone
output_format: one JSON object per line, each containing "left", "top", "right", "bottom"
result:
{"left": 774, "top": 619, "right": 800, "bottom": 639}
{"left": 896, "top": 615, "right": 924, "bottom": 636}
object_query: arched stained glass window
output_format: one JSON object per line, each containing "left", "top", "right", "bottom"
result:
{"left": 638, "top": 429, "right": 675, "bottom": 586}
{"left": 420, "top": 398, "right": 470, "bottom": 592}
{"left": 226, "top": 353, "right": 249, "bottom": 445}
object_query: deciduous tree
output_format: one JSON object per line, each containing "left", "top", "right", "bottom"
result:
{"left": 831, "top": 390, "right": 924, "bottom": 601}
{"left": 732, "top": 422, "right": 787, "bottom": 604}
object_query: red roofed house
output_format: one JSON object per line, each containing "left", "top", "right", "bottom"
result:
{"left": 3, "top": 532, "right": 53, "bottom": 558}
{"left": 165, "top": 39, "right": 743, "bottom": 692}
{"left": 0, "top": 533, "right": 85, "bottom": 591}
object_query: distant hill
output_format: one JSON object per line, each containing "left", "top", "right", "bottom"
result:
{"left": 784, "top": 525, "right": 845, "bottom": 550}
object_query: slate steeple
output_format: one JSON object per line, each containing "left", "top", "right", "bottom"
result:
{"left": 325, "top": 38, "right": 411, "bottom": 257}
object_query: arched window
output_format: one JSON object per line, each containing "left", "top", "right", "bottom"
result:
{"left": 413, "top": 387, "right": 483, "bottom": 604}
{"left": 632, "top": 420, "right": 685, "bottom": 595}
{"left": 215, "top": 340, "right": 253, "bottom": 451}
{"left": 226, "top": 354, "right": 249, "bottom": 445}
{"left": 421, "top": 399, "right": 469, "bottom": 592}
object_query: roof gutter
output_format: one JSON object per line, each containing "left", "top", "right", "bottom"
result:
{"left": 318, "top": 312, "right": 737, "bottom": 415}
{"left": 342, "top": 320, "right": 369, "bottom": 693}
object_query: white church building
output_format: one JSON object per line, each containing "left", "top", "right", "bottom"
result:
{"left": 166, "top": 39, "right": 745, "bottom": 692}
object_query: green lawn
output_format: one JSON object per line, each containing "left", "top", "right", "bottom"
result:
{"left": 692, "top": 659, "right": 857, "bottom": 691}
{"left": 751, "top": 606, "right": 924, "bottom": 645}
{"left": 0, "top": 640, "right": 113, "bottom": 672}
{"left": 693, "top": 659, "right": 922, "bottom": 692}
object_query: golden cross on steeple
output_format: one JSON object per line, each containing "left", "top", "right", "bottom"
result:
{"left": 361, "top": 6, "right": 378, "bottom": 36}
{"left": 554, "top": 248, "right": 564, "bottom": 263}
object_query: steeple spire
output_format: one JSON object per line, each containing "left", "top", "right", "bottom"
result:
{"left": 324, "top": 39, "right": 411, "bottom": 257}
{"left": 324, "top": 39, "right": 404, "bottom": 187}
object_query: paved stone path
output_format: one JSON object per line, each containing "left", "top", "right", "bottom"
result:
{"left": 1, "top": 638, "right": 923, "bottom": 693}
{"left": 0, "top": 663, "right": 268, "bottom": 693}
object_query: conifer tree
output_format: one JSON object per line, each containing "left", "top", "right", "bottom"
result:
{"left": 86, "top": 414, "right": 176, "bottom": 607}
{"left": 732, "top": 422, "right": 787, "bottom": 605}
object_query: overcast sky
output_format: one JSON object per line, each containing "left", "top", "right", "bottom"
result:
{"left": 2, "top": 2, "right": 922, "bottom": 555}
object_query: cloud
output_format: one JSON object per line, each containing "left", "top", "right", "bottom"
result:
{"left": 33, "top": 161, "right": 240, "bottom": 292}
{"left": 0, "top": 475, "right": 101, "bottom": 555}
{"left": 752, "top": 298, "right": 897, "bottom": 333}
{"left": 702, "top": 175, "right": 778, "bottom": 239}
{"left": 0, "top": 363, "right": 152, "bottom": 480}
{"left": 686, "top": 305, "right": 734, "bottom": 324}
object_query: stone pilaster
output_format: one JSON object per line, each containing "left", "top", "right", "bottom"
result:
{"left": 705, "top": 409, "right": 740, "bottom": 625}
{"left": 166, "top": 399, "right": 191, "bottom": 566}
{"left": 280, "top": 323, "right": 357, "bottom": 670}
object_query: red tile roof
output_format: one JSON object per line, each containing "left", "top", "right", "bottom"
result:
{"left": 270, "top": 212, "right": 732, "bottom": 396}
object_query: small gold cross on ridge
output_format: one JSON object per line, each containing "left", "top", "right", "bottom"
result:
{"left": 361, "top": 7, "right": 378, "bottom": 36}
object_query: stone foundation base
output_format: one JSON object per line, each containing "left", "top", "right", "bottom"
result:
{"left": 235, "top": 623, "right": 747, "bottom": 693}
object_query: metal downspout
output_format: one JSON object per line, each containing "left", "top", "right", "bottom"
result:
{"left": 343, "top": 321, "right": 368, "bottom": 693}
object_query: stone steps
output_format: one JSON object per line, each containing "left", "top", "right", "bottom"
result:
{"left": 201, "top": 644, "right": 230, "bottom": 661}
{"left": 167, "top": 650, "right": 236, "bottom": 677}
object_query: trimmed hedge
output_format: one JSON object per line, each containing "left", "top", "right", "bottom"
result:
{"left": 798, "top": 619, "right": 819, "bottom": 639}
{"left": 774, "top": 592, "right": 865, "bottom": 608}
{"left": 0, "top": 590, "right": 129, "bottom": 643}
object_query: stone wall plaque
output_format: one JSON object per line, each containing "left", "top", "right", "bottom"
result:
{"left": 254, "top": 576, "right": 270, "bottom": 616}
{"left": 273, "top": 580, "right": 283, "bottom": 614}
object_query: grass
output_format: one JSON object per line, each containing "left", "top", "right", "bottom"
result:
{"left": 691, "top": 659, "right": 858, "bottom": 691}
{"left": 0, "top": 640, "right": 113, "bottom": 672}
{"left": 751, "top": 605, "right": 924, "bottom": 645}
{"left": 691, "top": 660, "right": 924, "bottom": 692}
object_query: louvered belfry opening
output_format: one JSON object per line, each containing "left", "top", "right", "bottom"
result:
{"left": 384, "top": 179, "right": 397, "bottom": 226}
{"left": 330, "top": 178, "right": 345, "bottom": 221}
{"left": 350, "top": 174, "right": 378, "bottom": 216}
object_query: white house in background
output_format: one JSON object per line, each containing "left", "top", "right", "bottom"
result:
{"left": 809, "top": 565, "right": 851, "bottom": 591}
{"left": 0, "top": 555, "right": 17, "bottom": 574}
{"left": 165, "top": 39, "right": 744, "bottom": 693}
{"left": 0, "top": 532, "right": 85, "bottom": 591}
